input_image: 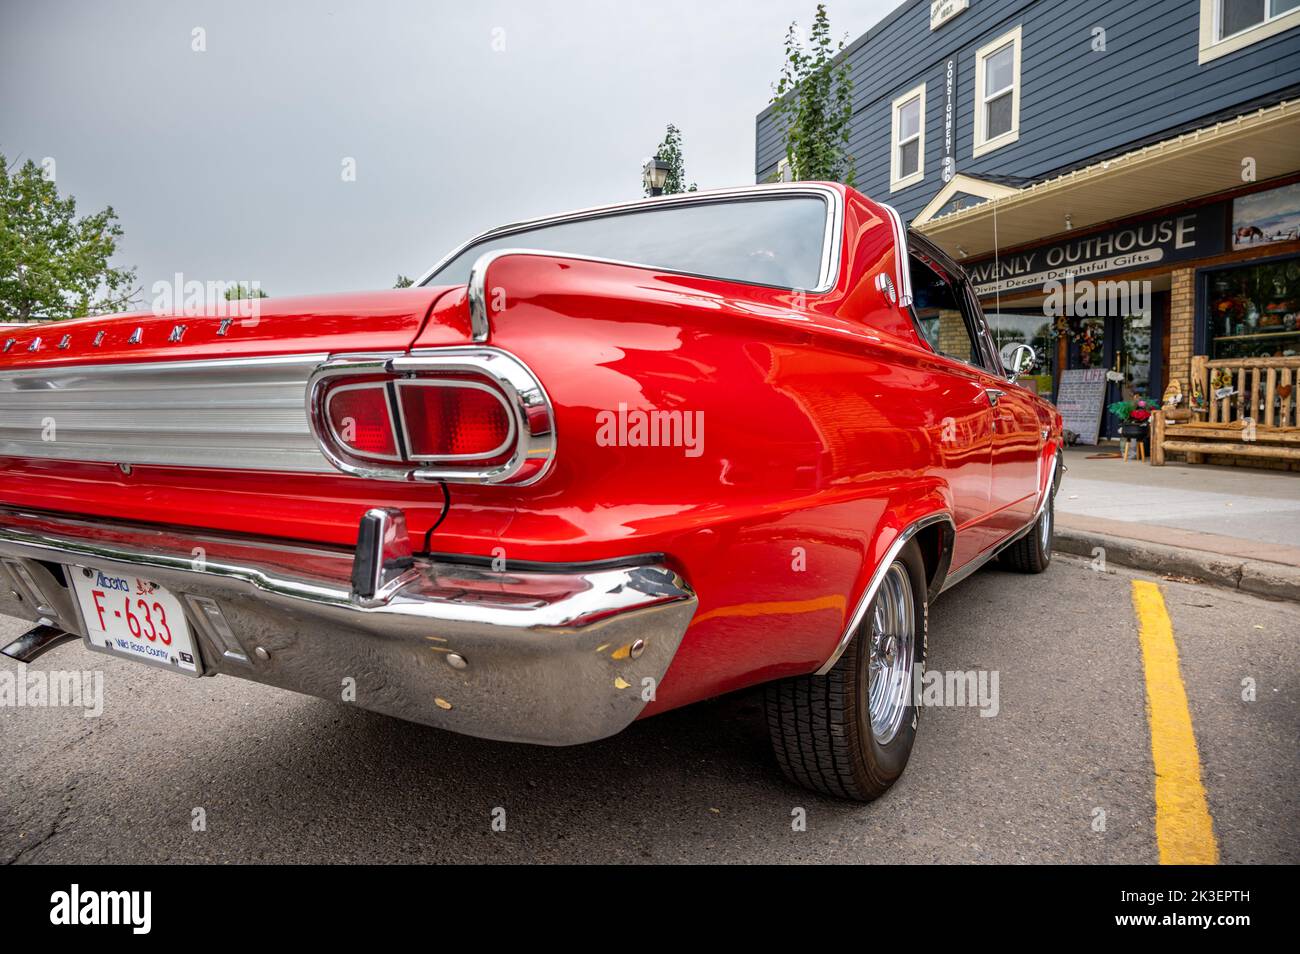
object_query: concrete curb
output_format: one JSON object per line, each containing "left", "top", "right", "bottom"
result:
{"left": 1055, "top": 528, "right": 1300, "bottom": 603}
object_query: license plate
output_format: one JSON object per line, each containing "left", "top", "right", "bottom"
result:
{"left": 70, "top": 565, "right": 201, "bottom": 675}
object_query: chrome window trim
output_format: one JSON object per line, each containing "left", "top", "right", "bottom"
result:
{"left": 419, "top": 183, "right": 846, "bottom": 299}
{"left": 306, "top": 346, "right": 556, "bottom": 485}
{"left": 392, "top": 377, "right": 518, "bottom": 462}
{"left": 815, "top": 511, "right": 954, "bottom": 676}
{"left": 878, "top": 202, "right": 915, "bottom": 308}
{"left": 322, "top": 380, "right": 406, "bottom": 464}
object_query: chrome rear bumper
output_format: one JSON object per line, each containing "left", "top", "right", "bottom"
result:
{"left": 0, "top": 507, "right": 696, "bottom": 745}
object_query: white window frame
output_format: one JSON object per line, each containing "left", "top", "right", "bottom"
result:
{"left": 1198, "top": 0, "right": 1300, "bottom": 63}
{"left": 890, "top": 83, "right": 927, "bottom": 191}
{"left": 972, "top": 25, "right": 1022, "bottom": 158}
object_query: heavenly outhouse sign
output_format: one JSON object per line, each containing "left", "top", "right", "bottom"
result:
{"left": 967, "top": 202, "right": 1227, "bottom": 297}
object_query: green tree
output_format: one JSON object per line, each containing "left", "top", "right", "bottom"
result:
{"left": 393, "top": 274, "right": 414, "bottom": 288}
{"left": 0, "top": 155, "right": 138, "bottom": 320}
{"left": 643, "top": 124, "right": 698, "bottom": 197}
{"left": 771, "top": 4, "right": 855, "bottom": 185}
{"left": 222, "top": 281, "right": 268, "bottom": 300}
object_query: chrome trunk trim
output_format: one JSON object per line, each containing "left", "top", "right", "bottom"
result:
{"left": 0, "top": 353, "right": 332, "bottom": 473}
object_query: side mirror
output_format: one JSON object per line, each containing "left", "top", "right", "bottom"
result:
{"left": 1003, "top": 343, "right": 1036, "bottom": 382}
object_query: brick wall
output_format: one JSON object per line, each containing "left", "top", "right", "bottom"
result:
{"left": 937, "top": 310, "right": 972, "bottom": 362}
{"left": 1166, "top": 268, "right": 1195, "bottom": 395}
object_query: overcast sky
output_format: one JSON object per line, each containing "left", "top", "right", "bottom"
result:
{"left": 1, "top": 0, "right": 896, "bottom": 298}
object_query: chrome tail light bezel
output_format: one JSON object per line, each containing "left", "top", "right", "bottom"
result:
{"left": 306, "top": 347, "right": 556, "bottom": 485}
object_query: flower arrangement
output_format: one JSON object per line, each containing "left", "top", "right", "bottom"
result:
{"left": 1051, "top": 315, "right": 1100, "bottom": 364}
{"left": 1107, "top": 396, "right": 1156, "bottom": 425}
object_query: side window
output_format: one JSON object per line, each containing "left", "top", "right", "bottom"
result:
{"left": 909, "top": 251, "right": 985, "bottom": 368}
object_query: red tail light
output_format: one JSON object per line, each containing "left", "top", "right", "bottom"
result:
{"left": 396, "top": 382, "right": 514, "bottom": 460}
{"left": 325, "top": 382, "right": 401, "bottom": 461}
{"left": 309, "top": 348, "right": 555, "bottom": 485}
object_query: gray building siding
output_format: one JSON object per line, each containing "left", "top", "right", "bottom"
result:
{"left": 756, "top": 0, "right": 1300, "bottom": 221}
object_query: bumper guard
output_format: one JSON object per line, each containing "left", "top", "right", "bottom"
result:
{"left": 0, "top": 507, "right": 696, "bottom": 745}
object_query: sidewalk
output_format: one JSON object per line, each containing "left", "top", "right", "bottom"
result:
{"left": 1053, "top": 445, "right": 1300, "bottom": 601}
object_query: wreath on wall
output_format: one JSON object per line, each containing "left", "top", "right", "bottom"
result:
{"left": 1051, "top": 315, "right": 1100, "bottom": 364}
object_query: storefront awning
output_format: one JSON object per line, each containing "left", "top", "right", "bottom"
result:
{"left": 914, "top": 99, "right": 1300, "bottom": 259}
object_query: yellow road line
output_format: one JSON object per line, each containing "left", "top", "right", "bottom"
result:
{"left": 1130, "top": 580, "right": 1219, "bottom": 865}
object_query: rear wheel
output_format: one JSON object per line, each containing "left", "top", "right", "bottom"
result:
{"left": 764, "top": 541, "right": 927, "bottom": 801}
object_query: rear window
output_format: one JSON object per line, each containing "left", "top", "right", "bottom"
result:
{"left": 425, "top": 195, "right": 830, "bottom": 290}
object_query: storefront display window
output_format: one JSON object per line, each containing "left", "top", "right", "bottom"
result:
{"left": 986, "top": 312, "right": 1055, "bottom": 395}
{"left": 1118, "top": 312, "right": 1154, "bottom": 401}
{"left": 1206, "top": 256, "right": 1300, "bottom": 359}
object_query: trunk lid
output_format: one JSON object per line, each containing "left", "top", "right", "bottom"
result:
{"left": 0, "top": 286, "right": 469, "bottom": 546}
{"left": 0, "top": 286, "right": 467, "bottom": 368}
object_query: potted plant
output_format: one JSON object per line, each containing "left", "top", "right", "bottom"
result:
{"left": 1108, "top": 396, "right": 1156, "bottom": 449}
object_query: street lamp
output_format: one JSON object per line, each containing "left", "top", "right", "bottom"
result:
{"left": 642, "top": 156, "right": 670, "bottom": 197}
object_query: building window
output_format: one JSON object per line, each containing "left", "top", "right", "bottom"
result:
{"left": 1205, "top": 256, "right": 1300, "bottom": 359}
{"left": 973, "top": 26, "right": 1022, "bottom": 158}
{"left": 1199, "top": 0, "right": 1300, "bottom": 63}
{"left": 890, "top": 83, "right": 926, "bottom": 191}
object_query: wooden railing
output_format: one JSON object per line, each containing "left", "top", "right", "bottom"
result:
{"left": 1193, "top": 355, "right": 1298, "bottom": 427}
{"left": 1152, "top": 355, "right": 1300, "bottom": 466}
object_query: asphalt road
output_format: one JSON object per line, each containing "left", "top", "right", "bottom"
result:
{"left": 1, "top": 554, "right": 1296, "bottom": 864}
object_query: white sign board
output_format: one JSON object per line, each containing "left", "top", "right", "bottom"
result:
{"left": 931, "top": 0, "right": 969, "bottom": 30}
{"left": 1055, "top": 368, "right": 1108, "bottom": 445}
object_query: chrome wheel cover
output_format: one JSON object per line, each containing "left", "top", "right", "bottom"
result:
{"left": 866, "top": 562, "right": 915, "bottom": 745}
{"left": 1040, "top": 499, "right": 1053, "bottom": 553}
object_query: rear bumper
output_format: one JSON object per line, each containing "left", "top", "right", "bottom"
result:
{"left": 0, "top": 507, "right": 696, "bottom": 745}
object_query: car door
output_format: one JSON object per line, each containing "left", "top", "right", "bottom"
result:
{"left": 961, "top": 278, "right": 1043, "bottom": 535}
{"left": 906, "top": 242, "right": 1000, "bottom": 567}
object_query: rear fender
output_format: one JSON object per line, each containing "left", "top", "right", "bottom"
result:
{"left": 814, "top": 487, "right": 955, "bottom": 676}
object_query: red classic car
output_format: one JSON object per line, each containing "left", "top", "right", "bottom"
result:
{"left": 0, "top": 183, "right": 1060, "bottom": 801}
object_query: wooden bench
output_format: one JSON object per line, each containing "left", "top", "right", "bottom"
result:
{"left": 1152, "top": 355, "right": 1300, "bottom": 466}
